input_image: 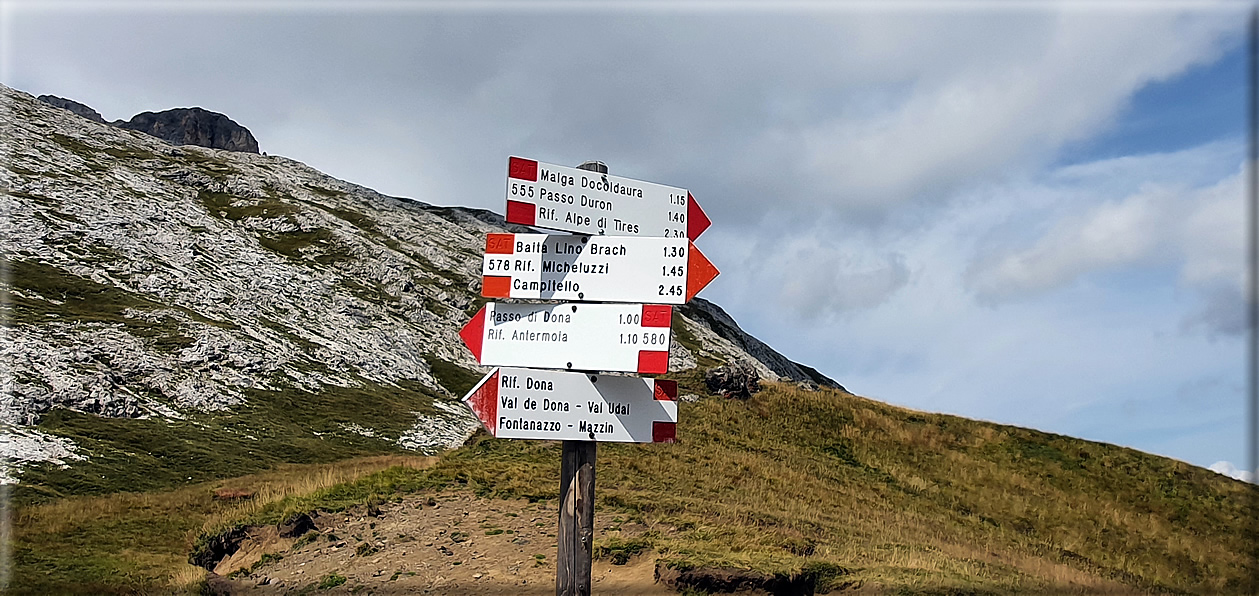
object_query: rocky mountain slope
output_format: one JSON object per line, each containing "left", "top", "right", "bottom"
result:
{"left": 1, "top": 84, "right": 836, "bottom": 494}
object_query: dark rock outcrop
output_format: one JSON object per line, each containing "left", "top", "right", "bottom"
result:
{"left": 656, "top": 563, "right": 817, "bottom": 596}
{"left": 190, "top": 525, "right": 248, "bottom": 570}
{"left": 37, "top": 94, "right": 104, "bottom": 123}
{"left": 277, "top": 512, "right": 317, "bottom": 538}
{"left": 705, "top": 361, "right": 761, "bottom": 399}
{"left": 115, "top": 107, "right": 259, "bottom": 153}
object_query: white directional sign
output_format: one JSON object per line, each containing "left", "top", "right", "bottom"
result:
{"left": 504, "top": 156, "right": 711, "bottom": 240}
{"left": 459, "top": 302, "right": 673, "bottom": 374}
{"left": 480, "top": 233, "right": 719, "bottom": 304}
{"left": 463, "top": 367, "right": 678, "bottom": 443}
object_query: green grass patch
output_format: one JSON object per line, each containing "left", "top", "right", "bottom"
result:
{"left": 8, "top": 164, "right": 42, "bottom": 176}
{"left": 50, "top": 133, "right": 101, "bottom": 158}
{"left": 174, "top": 150, "right": 238, "bottom": 177}
{"left": 296, "top": 197, "right": 413, "bottom": 256}
{"left": 7, "top": 189, "right": 61, "bottom": 209}
{"left": 199, "top": 190, "right": 299, "bottom": 221}
{"left": 102, "top": 145, "right": 159, "bottom": 161}
{"left": 303, "top": 184, "right": 347, "bottom": 199}
{"left": 594, "top": 536, "right": 653, "bottom": 565}
{"left": 318, "top": 572, "right": 347, "bottom": 589}
{"left": 339, "top": 278, "right": 398, "bottom": 304}
{"left": 3, "top": 258, "right": 195, "bottom": 352}
{"left": 257, "top": 228, "right": 349, "bottom": 264}
{"left": 421, "top": 354, "right": 484, "bottom": 397}
{"left": 15, "top": 373, "right": 448, "bottom": 505}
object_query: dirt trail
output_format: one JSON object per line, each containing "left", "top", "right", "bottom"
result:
{"left": 215, "top": 490, "right": 673, "bottom": 595}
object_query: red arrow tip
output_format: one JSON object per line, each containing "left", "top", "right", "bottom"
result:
{"left": 464, "top": 369, "right": 500, "bottom": 435}
{"left": 459, "top": 306, "right": 487, "bottom": 361}
{"left": 687, "top": 193, "right": 711, "bottom": 240}
{"left": 685, "top": 243, "right": 719, "bottom": 302}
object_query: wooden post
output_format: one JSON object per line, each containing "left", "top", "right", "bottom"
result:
{"left": 556, "top": 160, "right": 607, "bottom": 596}
{"left": 557, "top": 440, "right": 596, "bottom": 596}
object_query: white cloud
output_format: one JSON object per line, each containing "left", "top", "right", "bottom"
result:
{"left": 796, "top": 12, "right": 1239, "bottom": 212}
{"left": 962, "top": 145, "right": 1246, "bottom": 338}
{"left": 707, "top": 137, "right": 1246, "bottom": 472}
{"left": 966, "top": 185, "right": 1173, "bottom": 301}
{"left": 3, "top": 10, "right": 1243, "bottom": 228}
{"left": 1208, "top": 460, "right": 1255, "bottom": 483}
{"left": 3, "top": 6, "right": 1250, "bottom": 472}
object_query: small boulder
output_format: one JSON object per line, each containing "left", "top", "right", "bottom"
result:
{"left": 277, "top": 512, "right": 317, "bottom": 538}
{"left": 705, "top": 361, "right": 761, "bottom": 399}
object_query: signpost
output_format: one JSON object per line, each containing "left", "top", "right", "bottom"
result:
{"left": 504, "top": 156, "right": 711, "bottom": 240}
{"left": 459, "top": 302, "right": 673, "bottom": 374}
{"left": 463, "top": 367, "right": 678, "bottom": 443}
{"left": 460, "top": 159, "right": 717, "bottom": 596}
{"left": 481, "top": 232, "right": 719, "bottom": 304}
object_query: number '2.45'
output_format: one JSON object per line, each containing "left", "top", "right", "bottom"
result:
{"left": 659, "top": 284, "right": 683, "bottom": 297}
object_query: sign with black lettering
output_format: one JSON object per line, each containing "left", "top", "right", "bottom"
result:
{"left": 463, "top": 367, "right": 679, "bottom": 443}
{"left": 459, "top": 302, "right": 674, "bottom": 374}
{"left": 481, "top": 233, "right": 719, "bottom": 304}
{"left": 504, "top": 156, "right": 711, "bottom": 240}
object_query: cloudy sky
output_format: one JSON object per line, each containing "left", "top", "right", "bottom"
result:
{"left": 2, "top": 1, "right": 1252, "bottom": 479}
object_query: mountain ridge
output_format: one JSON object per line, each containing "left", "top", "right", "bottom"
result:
{"left": 36, "top": 93, "right": 260, "bottom": 152}
{"left": 1, "top": 83, "right": 836, "bottom": 493}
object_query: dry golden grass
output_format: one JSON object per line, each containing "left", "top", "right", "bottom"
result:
{"left": 10, "top": 454, "right": 434, "bottom": 595}
{"left": 408, "top": 381, "right": 1256, "bottom": 593}
{"left": 167, "top": 564, "right": 207, "bottom": 593}
{"left": 12, "top": 382, "right": 1255, "bottom": 594}
{"left": 195, "top": 454, "right": 434, "bottom": 538}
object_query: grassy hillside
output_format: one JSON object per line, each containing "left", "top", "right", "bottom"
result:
{"left": 11, "top": 378, "right": 1255, "bottom": 594}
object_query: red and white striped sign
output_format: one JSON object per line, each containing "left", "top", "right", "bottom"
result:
{"left": 459, "top": 302, "right": 673, "bottom": 374}
{"left": 504, "top": 156, "right": 711, "bottom": 240}
{"left": 463, "top": 367, "right": 678, "bottom": 443}
{"left": 481, "top": 233, "right": 719, "bottom": 304}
